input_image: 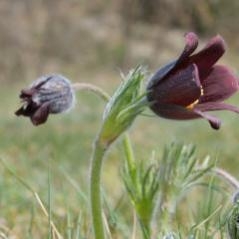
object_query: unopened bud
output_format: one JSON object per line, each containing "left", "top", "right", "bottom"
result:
{"left": 15, "top": 74, "right": 75, "bottom": 125}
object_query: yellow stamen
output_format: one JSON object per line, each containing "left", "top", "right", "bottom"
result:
{"left": 186, "top": 86, "right": 204, "bottom": 109}
{"left": 186, "top": 99, "right": 199, "bottom": 109}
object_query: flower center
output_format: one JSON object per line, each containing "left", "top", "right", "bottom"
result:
{"left": 186, "top": 87, "right": 204, "bottom": 109}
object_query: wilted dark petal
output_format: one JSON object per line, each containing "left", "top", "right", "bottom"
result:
{"left": 199, "top": 65, "right": 239, "bottom": 103}
{"left": 15, "top": 102, "right": 38, "bottom": 117}
{"left": 20, "top": 88, "right": 36, "bottom": 99}
{"left": 193, "top": 108, "right": 221, "bottom": 129}
{"left": 15, "top": 106, "right": 27, "bottom": 116}
{"left": 148, "top": 64, "right": 201, "bottom": 107}
{"left": 176, "top": 32, "right": 198, "bottom": 66}
{"left": 31, "top": 102, "right": 50, "bottom": 126}
{"left": 190, "top": 35, "right": 226, "bottom": 79}
{"left": 195, "top": 102, "right": 239, "bottom": 114}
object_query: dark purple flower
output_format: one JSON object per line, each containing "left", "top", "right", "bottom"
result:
{"left": 15, "top": 74, "right": 75, "bottom": 126}
{"left": 147, "top": 32, "right": 239, "bottom": 129}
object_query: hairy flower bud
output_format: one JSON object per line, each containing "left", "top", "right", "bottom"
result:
{"left": 15, "top": 74, "right": 75, "bottom": 125}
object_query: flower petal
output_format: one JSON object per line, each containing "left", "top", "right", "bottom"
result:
{"left": 176, "top": 32, "right": 198, "bottom": 65}
{"left": 193, "top": 109, "right": 221, "bottom": 129}
{"left": 199, "top": 65, "right": 239, "bottom": 103}
{"left": 148, "top": 64, "right": 201, "bottom": 107}
{"left": 150, "top": 103, "right": 199, "bottom": 120}
{"left": 15, "top": 102, "right": 38, "bottom": 117}
{"left": 147, "top": 60, "right": 177, "bottom": 89}
{"left": 31, "top": 102, "right": 50, "bottom": 126}
{"left": 147, "top": 32, "right": 198, "bottom": 89}
{"left": 189, "top": 35, "right": 226, "bottom": 79}
{"left": 195, "top": 102, "right": 239, "bottom": 114}
{"left": 150, "top": 102, "right": 221, "bottom": 129}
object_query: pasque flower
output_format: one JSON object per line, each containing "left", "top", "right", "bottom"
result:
{"left": 147, "top": 32, "right": 239, "bottom": 129}
{"left": 15, "top": 74, "right": 75, "bottom": 125}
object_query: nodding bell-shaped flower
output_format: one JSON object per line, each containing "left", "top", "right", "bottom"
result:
{"left": 15, "top": 74, "right": 75, "bottom": 126}
{"left": 147, "top": 32, "right": 239, "bottom": 129}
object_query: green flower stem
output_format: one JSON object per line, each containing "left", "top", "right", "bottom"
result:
{"left": 72, "top": 83, "right": 110, "bottom": 102}
{"left": 73, "top": 82, "right": 139, "bottom": 239}
{"left": 90, "top": 137, "right": 107, "bottom": 239}
{"left": 90, "top": 132, "right": 137, "bottom": 239}
{"left": 73, "top": 83, "right": 110, "bottom": 239}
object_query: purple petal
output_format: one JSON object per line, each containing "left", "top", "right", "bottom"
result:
{"left": 15, "top": 102, "right": 38, "bottom": 117}
{"left": 147, "top": 32, "right": 198, "bottom": 89}
{"left": 176, "top": 32, "right": 198, "bottom": 65}
{"left": 31, "top": 102, "right": 50, "bottom": 126}
{"left": 149, "top": 64, "right": 202, "bottom": 107}
{"left": 195, "top": 102, "right": 239, "bottom": 114}
{"left": 190, "top": 35, "right": 226, "bottom": 79}
{"left": 150, "top": 102, "right": 221, "bottom": 130}
{"left": 147, "top": 61, "right": 177, "bottom": 89}
{"left": 199, "top": 65, "right": 239, "bottom": 103}
{"left": 150, "top": 103, "right": 200, "bottom": 120}
{"left": 193, "top": 101, "right": 239, "bottom": 129}
{"left": 193, "top": 109, "right": 221, "bottom": 129}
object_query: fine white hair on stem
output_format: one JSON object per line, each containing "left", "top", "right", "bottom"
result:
{"left": 72, "top": 83, "right": 110, "bottom": 102}
{"left": 213, "top": 167, "right": 239, "bottom": 189}
{"left": 212, "top": 167, "right": 239, "bottom": 204}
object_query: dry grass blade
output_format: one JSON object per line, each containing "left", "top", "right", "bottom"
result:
{"left": 0, "top": 159, "right": 63, "bottom": 239}
{"left": 33, "top": 193, "right": 63, "bottom": 239}
{"left": 102, "top": 212, "right": 112, "bottom": 239}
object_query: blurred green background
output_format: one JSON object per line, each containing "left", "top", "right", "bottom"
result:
{"left": 1, "top": 0, "right": 239, "bottom": 238}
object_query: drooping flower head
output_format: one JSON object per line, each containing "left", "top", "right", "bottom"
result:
{"left": 15, "top": 74, "right": 75, "bottom": 125}
{"left": 147, "top": 32, "right": 239, "bottom": 129}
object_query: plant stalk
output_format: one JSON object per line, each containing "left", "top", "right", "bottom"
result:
{"left": 74, "top": 82, "right": 143, "bottom": 238}
{"left": 213, "top": 167, "right": 239, "bottom": 189}
{"left": 90, "top": 137, "right": 107, "bottom": 239}
{"left": 72, "top": 83, "right": 110, "bottom": 102}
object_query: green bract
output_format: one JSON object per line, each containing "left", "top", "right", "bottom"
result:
{"left": 99, "top": 66, "right": 148, "bottom": 146}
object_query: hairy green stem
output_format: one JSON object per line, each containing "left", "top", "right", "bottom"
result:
{"left": 90, "top": 133, "right": 136, "bottom": 239}
{"left": 74, "top": 82, "right": 139, "bottom": 239}
{"left": 72, "top": 83, "right": 110, "bottom": 102}
{"left": 73, "top": 83, "right": 110, "bottom": 238}
{"left": 90, "top": 138, "right": 107, "bottom": 239}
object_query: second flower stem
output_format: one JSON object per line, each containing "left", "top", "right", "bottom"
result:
{"left": 72, "top": 83, "right": 110, "bottom": 102}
